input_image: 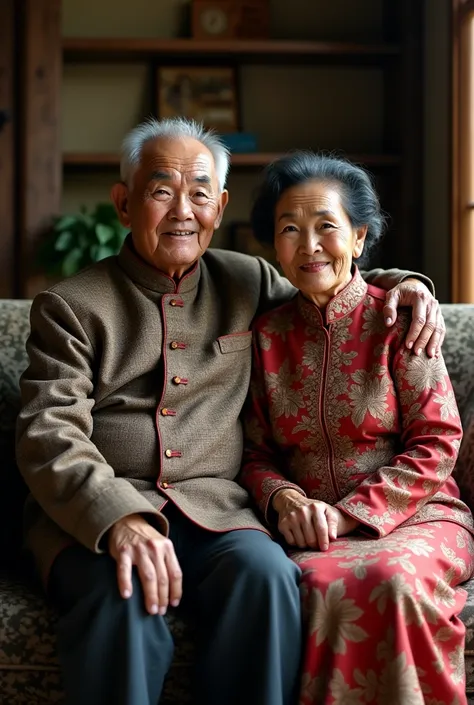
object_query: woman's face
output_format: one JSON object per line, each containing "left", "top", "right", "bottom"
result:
{"left": 274, "top": 180, "right": 367, "bottom": 307}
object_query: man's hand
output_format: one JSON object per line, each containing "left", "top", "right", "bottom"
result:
{"left": 272, "top": 489, "right": 359, "bottom": 550}
{"left": 108, "top": 513, "right": 182, "bottom": 616}
{"left": 383, "top": 278, "right": 445, "bottom": 357}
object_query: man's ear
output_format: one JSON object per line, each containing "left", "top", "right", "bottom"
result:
{"left": 214, "top": 189, "right": 229, "bottom": 229}
{"left": 111, "top": 182, "right": 131, "bottom": 229}
{"left": 353, "top": 224, "right": 368, "bottom": 259}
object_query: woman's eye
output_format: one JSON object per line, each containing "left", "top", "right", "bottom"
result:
{"left": 321, "top": 222, "right": 336, "bottom": 230}
{"left": 282, "top": 225, "right": 298, "bottom": 232}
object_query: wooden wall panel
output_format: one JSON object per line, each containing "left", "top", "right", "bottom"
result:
{"left": 19, "top": 0, "right": 62, "bottom": 298}
{"left": 0, "top": 0, "right": 16, "bottom": 298}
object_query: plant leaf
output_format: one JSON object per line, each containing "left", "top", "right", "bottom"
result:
{"left": 54, "top": 215, "right": 78, "bottom": 232}
{"left": 95, "top": 245, "right": 116, "bottom": 261}
{"left": 54, "top": 231, "right": 74, "bottom": 252}
{"left": 61, "top": 248, "right": 84, "bottom": 277}
{"left": 95, "top": 223, "right": 115, "bottom": 244}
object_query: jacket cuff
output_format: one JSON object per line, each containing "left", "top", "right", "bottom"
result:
{"left": 73, "top": 481, "right": 169, "bottom": 553}
{"left": 399, "top": 271, "right": 435, "bottom": 296}
{"left": 335, "top": 499, "right": 388, "bottom": 538}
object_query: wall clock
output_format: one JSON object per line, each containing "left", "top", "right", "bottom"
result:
{"left": 192, "top": 1, "right": 270, "bottom": 40}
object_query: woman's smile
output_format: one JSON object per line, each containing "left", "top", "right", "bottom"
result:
{"left": 299, "top": 262, "right": 328, "bottom": 273}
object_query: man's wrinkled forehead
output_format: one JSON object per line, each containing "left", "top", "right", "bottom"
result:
{"left": 141, "top": 137, "right": 217, "bottom": 185}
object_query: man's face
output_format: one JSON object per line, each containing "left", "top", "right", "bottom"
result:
{"left": 113, "top": 136, "right": 228, "bottom": 278}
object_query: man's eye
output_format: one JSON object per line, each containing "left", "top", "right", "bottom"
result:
{"left": 153, "top": 189, "right": 169, "bottom": 196}
{"left": 194, "top": 191, "right": 208, "bottom": 199}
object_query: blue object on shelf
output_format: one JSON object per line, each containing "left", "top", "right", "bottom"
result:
{"left": 221, "top": 132, "right": 258, "bottom": 153}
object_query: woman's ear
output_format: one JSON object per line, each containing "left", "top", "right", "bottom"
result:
{"left": 111, "top": 182, "right": 131, "bottom": 229}
{"left": 353, "top": 225, "right": 368, "bottom": 259}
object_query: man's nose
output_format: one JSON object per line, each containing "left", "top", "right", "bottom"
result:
{"left": 170, "top": 195, "right": 193, "bottom": 220}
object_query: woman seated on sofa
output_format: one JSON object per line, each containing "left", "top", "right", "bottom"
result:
{"left": 240, "top": 151, "right": 474, "bottom": 705}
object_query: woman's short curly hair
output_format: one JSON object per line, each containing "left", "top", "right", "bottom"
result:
{"left": 250, "top": 151, "right": 387, "bottom": 267}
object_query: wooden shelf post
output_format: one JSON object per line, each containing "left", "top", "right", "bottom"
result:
{"left": 0, "top": 0, "right": 16, "bottom": 298}
{"left": 18, "top": 0, "right": 62, "bottom": 298}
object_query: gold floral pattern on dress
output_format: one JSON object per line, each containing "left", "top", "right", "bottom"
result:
{"left": 328, "top": 668, "right": 364, "bottom": 704}
{"left": 265, "top": 359, "right": 304, "bottom": 418}
{"left": 377, "top": 652, "right": 424, "bottom": 705}
{"left": 258, "top": 331, "right": 272, "bottom": 351}
{"left": 351, "top": 438, "right": 395, "bottom": 477}
{"left": 360, "top": 306, "right": 386, "bottom": 342}
{"left": 404, "top": 354, "right": 449, "bottom": 393}
{"left": 348, "top": 368, "right": 394, "bottom": 429}
{"left": 384, "top": 484, "right": 411, "bottom": 514}
{"left": 337, "top": 556, "right": 381, "bottom": 580}
{"left": 434, "top": 390, "right": 460, "bottom": 422}
{"left": 325, "top": 271, "right": 368, "bottom": 322}
{"left": 369, "top": 572, "right": 440, "bottom": 626}
{"left": 262, "top": 309, "right": 295, "bottom": 341}
{"left": 448, "top": 645, "right": 465, "bottom": 685}
{"left": 310, "top": 578, "right": 368, "bottom": 654}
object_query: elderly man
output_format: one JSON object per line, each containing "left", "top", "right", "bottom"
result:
{"left": 16, "top": 117, "right": 444, "bottom": 705}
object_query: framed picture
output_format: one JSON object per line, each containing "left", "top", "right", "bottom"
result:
{"left": 157, "top": 66, "right": 239, "bottom": 133}
{"left": 229, "top": 222, "right": 280, "bottom": 270}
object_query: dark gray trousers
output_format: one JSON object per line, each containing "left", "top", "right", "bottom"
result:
{"left": 48, "top": 504, "right": 302, "bottom": 705}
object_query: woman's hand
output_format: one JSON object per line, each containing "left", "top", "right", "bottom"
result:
{"left": 272, "top": 489, "right": 359, "bottom": 550}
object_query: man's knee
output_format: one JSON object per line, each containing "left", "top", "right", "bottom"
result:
{"left": 223, "top": 532, "right": 301, "bottom": 593}
{"left": 48, "top": 545, "right": 120, "bottom": 611}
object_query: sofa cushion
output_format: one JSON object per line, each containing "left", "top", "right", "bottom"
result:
{"left": 0, "top": 570, "right": 195, "bottom": 703}
{"left": 0, "top": 301, "right": 32, "bottom": 566}
{"left": 461, "top": 577, "right": 474, "bottom": 698}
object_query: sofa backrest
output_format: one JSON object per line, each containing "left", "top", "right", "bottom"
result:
{"left": 442, "top": 305, "right": 474, "bottom": 507}
{"left": 440, "top": 304, "right": 474, "bottom": 427}
{"left": 0, "top": 300, "right": 473, "bottom": 566}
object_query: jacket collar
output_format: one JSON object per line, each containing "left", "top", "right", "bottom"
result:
{"left": 297, "top": 266, "right": 368, "bottom": 326}
{"left": 117, "top": 234, "right": 201, "bottom": 294}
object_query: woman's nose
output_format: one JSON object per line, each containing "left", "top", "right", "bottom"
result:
{"left": 299, "top": 233, "right": 322, "bottom": 254}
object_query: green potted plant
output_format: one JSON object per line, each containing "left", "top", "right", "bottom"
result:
{"left": 38, "top": 203, "right": 128, "bottom": 278}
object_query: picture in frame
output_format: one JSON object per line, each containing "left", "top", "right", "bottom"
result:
{"left": 229, "top": 222, "right": 280, "bottom": 271}
{"left": 157, "top": 66, "right": 239, "bottom": 133}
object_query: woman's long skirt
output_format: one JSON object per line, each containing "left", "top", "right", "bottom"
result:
{"left": 290, "top": 521, "right": 474, "bottom": 705}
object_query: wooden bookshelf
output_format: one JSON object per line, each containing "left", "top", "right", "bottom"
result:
{"left": 62, "top": 152, "right": 402, "bottom": 171}
{"left": 62, "top": 37, "right": 400, "bottom": 65}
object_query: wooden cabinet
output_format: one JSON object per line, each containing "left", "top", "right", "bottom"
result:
{"left": 10, "top": 0, "right": 423, "bottom": 296}
{"left": 60, "top": 0, "right": 423, "bottom": 272}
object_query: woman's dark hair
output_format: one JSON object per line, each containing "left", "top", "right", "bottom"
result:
{"left": 250, "top": 151, "right": 387, "bottom": 267}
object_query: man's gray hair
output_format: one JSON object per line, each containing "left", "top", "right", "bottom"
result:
{"left": 120, "top": 116, "right": 231, "bottom": 191}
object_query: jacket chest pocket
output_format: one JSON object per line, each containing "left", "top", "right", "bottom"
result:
{"left": 217, "top": 331, "right": 253, "bottom": 354}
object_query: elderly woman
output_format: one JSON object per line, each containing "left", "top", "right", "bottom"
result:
{"left": 240, "top": 152, "right": 474, "bottom": 705}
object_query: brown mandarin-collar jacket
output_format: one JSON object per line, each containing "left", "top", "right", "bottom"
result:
{"left": 15, "top": 238, "right": 431, "bottom": 580}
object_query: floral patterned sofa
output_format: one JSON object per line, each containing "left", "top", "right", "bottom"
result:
{"left": 1, "top": 299, "right": 474, "bottom": 704}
